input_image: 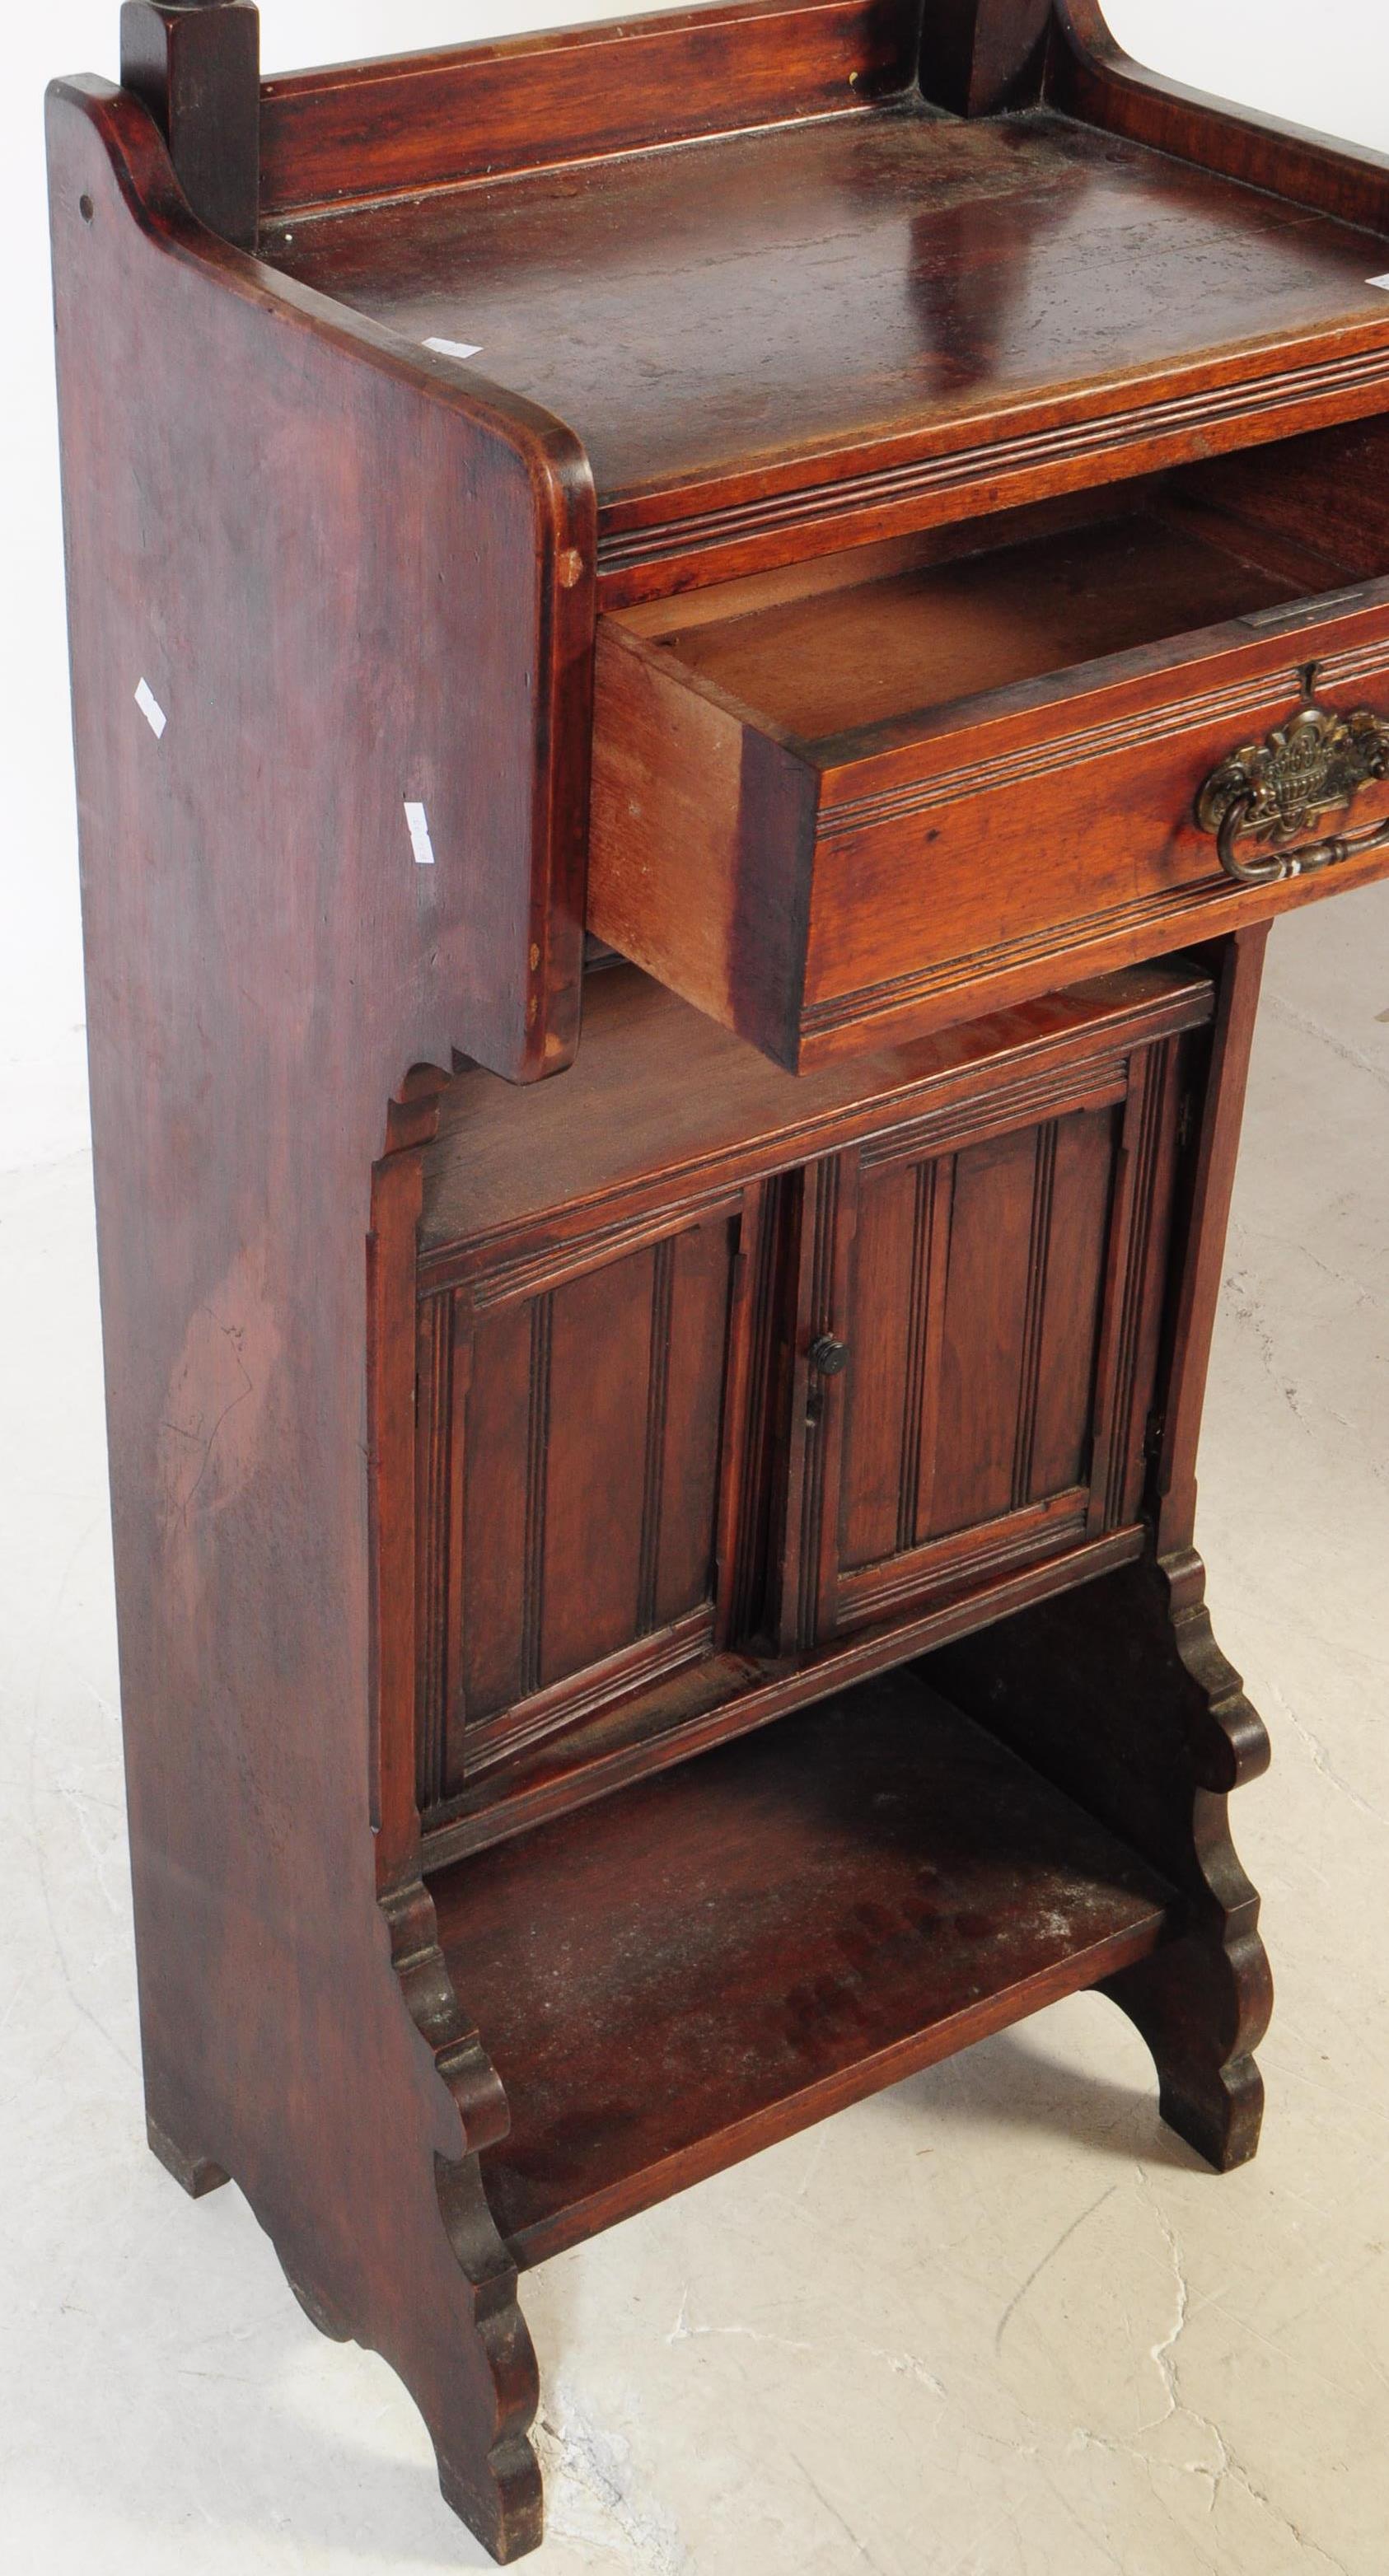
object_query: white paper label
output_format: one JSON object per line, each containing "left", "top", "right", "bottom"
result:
{"left": 405, "top": 800, "right": 437, "bottom": 866}
{"left": 1368, "top": 274, "right": 1389, "bottom": 292}
{"left": 423, "top": 336, "right": 483, "bottom": 361}
{"left": 135, "top": 678, "right": 167, "bottom": 740}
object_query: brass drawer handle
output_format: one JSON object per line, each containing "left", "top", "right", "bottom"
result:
{"left": 1196, "top": 701, "right": 1389, "bottom": 887}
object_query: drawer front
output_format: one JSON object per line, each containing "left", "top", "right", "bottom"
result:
{"left": 590, "top": 591, "right": 1389, "bottom": 1071}
{"left": 805, "top": 615, "right": 1389, "bottom": 1060}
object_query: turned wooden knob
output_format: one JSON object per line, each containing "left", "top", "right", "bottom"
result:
{"left": 808, "top": 1334, "right": 849, "bottom": 1377}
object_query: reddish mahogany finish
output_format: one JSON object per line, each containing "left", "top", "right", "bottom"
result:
{"left": 119, "top": 0, "right": 260, "bottom": 247}
{"left": 589, "top": 443, "right": 1389, "bottom": 1064}
{"left": 438, "top": 1667, "right": 1174, "bottom": 2265}
{"left": 411, "top": 958, "right": 1207, "bottom": 1853}
{"left": 274, "top": 101, "right": 1389, "bottom": 597}
{"left": 48, "top": 2, "right": 1382, "bottom": 2560}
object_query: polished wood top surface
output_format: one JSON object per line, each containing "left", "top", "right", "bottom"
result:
{"left": 274, "top": 104, "right": 1389, "bottom": 510}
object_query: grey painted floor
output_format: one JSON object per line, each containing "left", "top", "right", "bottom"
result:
{"left": 2, "top": 882, "right": 1387, "bottom": 2576}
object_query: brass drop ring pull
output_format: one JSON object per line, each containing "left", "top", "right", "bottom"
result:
{"left": 1197, "top": 701, "right": 1389, "bottom": 887}
{"left": 1214, "top": 792, "right": 1284, "bottom": 887}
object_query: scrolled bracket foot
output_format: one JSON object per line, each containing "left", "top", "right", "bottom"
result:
{"left": 1102, "top": 1925, "right": 1273, "bottom": 2173}
{"left": 438, "top": 2434, "right": 545, "bottom": 2568}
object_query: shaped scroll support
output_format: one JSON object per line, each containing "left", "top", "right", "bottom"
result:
{"left": 929, "top": 1547, "right": 1274, "bottom": 2171}
{"left": 929, "top": 927, "right": 1276, "bottom": 2170}
{"left": 120, "top": 0, "right": 260, "bottom": 248}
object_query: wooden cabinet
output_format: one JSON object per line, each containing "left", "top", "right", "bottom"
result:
{"left": 414, "top": 960, "right": 1204, "bottom": 1838}
{"left": 49, "top": 2, "right": 1387, "bottom": 2561}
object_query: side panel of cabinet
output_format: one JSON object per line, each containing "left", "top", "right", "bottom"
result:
{"left": 784, "top": 1036, "right": 1187, "bottom": 1643}
{"left": 418, "top": 1193, "right": 769, "bottom": 1798}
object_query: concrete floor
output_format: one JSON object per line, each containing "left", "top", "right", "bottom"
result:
{"left": 2, "top": 885, "right": 1387, "bottom": 2576}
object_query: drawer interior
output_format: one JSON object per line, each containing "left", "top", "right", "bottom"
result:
{"left": 620, "top": 417, "right": 1389, "bottom": 748}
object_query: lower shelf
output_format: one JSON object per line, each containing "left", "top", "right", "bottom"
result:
{"left": 432, "top": 1665, "right": 1174, "bottom": 2267}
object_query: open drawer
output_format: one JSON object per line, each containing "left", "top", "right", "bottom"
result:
{"left": 589, "top": 417, "right": 1389, "bottom": 1068}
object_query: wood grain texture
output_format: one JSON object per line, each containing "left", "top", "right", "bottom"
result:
{"left": 838, "top": 1153, "right": 947, "bottom": 1565}
{"left": 836, "top": 1487, "right": 1092, "bottom": 1627}
{"left": 806, "top": 1052, "right": 1175, "bottom": 1639}
{"left": 419, "top": 960, "right": 1209, "bottom": 1264}
{"left": 1094, "top": 1040, "right": 1184, "bottom": 1534}
{"left": 434, "top": 1667, "right": 1174, "bottom": 2263}
{"left": 431, "top": 1204, "right": 743, "bottom": 1788}
{"left": 1050, "top": 0, "right": 1389, "bottom": 234}
{"left": 413, "top": 961, "right": 1209, "bottom": 1845}
{"left": 1030, "top": 1106, "right": 1117, "bottom": 1493}
{"left": 1150, "top": 926, "right": 1270, "bottom": 1557}
{"left": 931, "top": 1547, "right": 1274, "bottom": 2172}
{"left": 268, "top": 98, "right": 1389, "bottom": 596}
{"left": 119, "top": 0, "right": 260, "bottom": 248}
{"left": 592, "top": 456, "right": 1389, "bottom": 1066}
{"left": 47, "top": 73, "right": 598, "bottom": 2560}
{"left": 259, "top": 0, "right": 922, "bottom": 218}
{"left": 53, "top": 8, "right": 1379, "bottom": 2552}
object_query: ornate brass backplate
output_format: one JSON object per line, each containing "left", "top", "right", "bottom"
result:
{"left": 1195, "top": 702, "right": 1389, "bottom": 887}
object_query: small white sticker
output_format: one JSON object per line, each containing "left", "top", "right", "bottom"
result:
{"left": 1368, "top": 274, "right": 1389, "bottom": 292}
{"left": 405, "top": 800, "right": 437, "bottom": 867}
{"left": 423, "top": 335, "right": 483, "bottom": 361}
{"left": 135, "top": 678, "right": 167, "bottom": 740}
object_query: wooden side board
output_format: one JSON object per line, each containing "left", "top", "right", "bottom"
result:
{"left": 51, "top": 89, "right": 594, "bottom": 1087}
{"left": 47, "top": 73, "right": 601, "bottom": 2560}
{"left": 931, "top": 1545, "right": 1274, "bottom": 2172}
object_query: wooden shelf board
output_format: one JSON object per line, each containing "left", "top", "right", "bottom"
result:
{"left": 269, "top": 104, "right": 1389, "bottom": 521}
{"left": 419, "top": 957, "right": 1209, "bottom": 1260}
{"left": 433, "top": 1666, "right": 1172, "bottom": 2267}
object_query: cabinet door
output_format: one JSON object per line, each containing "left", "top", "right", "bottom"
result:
{"left": 779, "top": 1036, "right": 1186, "bottom": 1648}
{"left": 418, "top": 1189, "right": 768, "bottom": 1797}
